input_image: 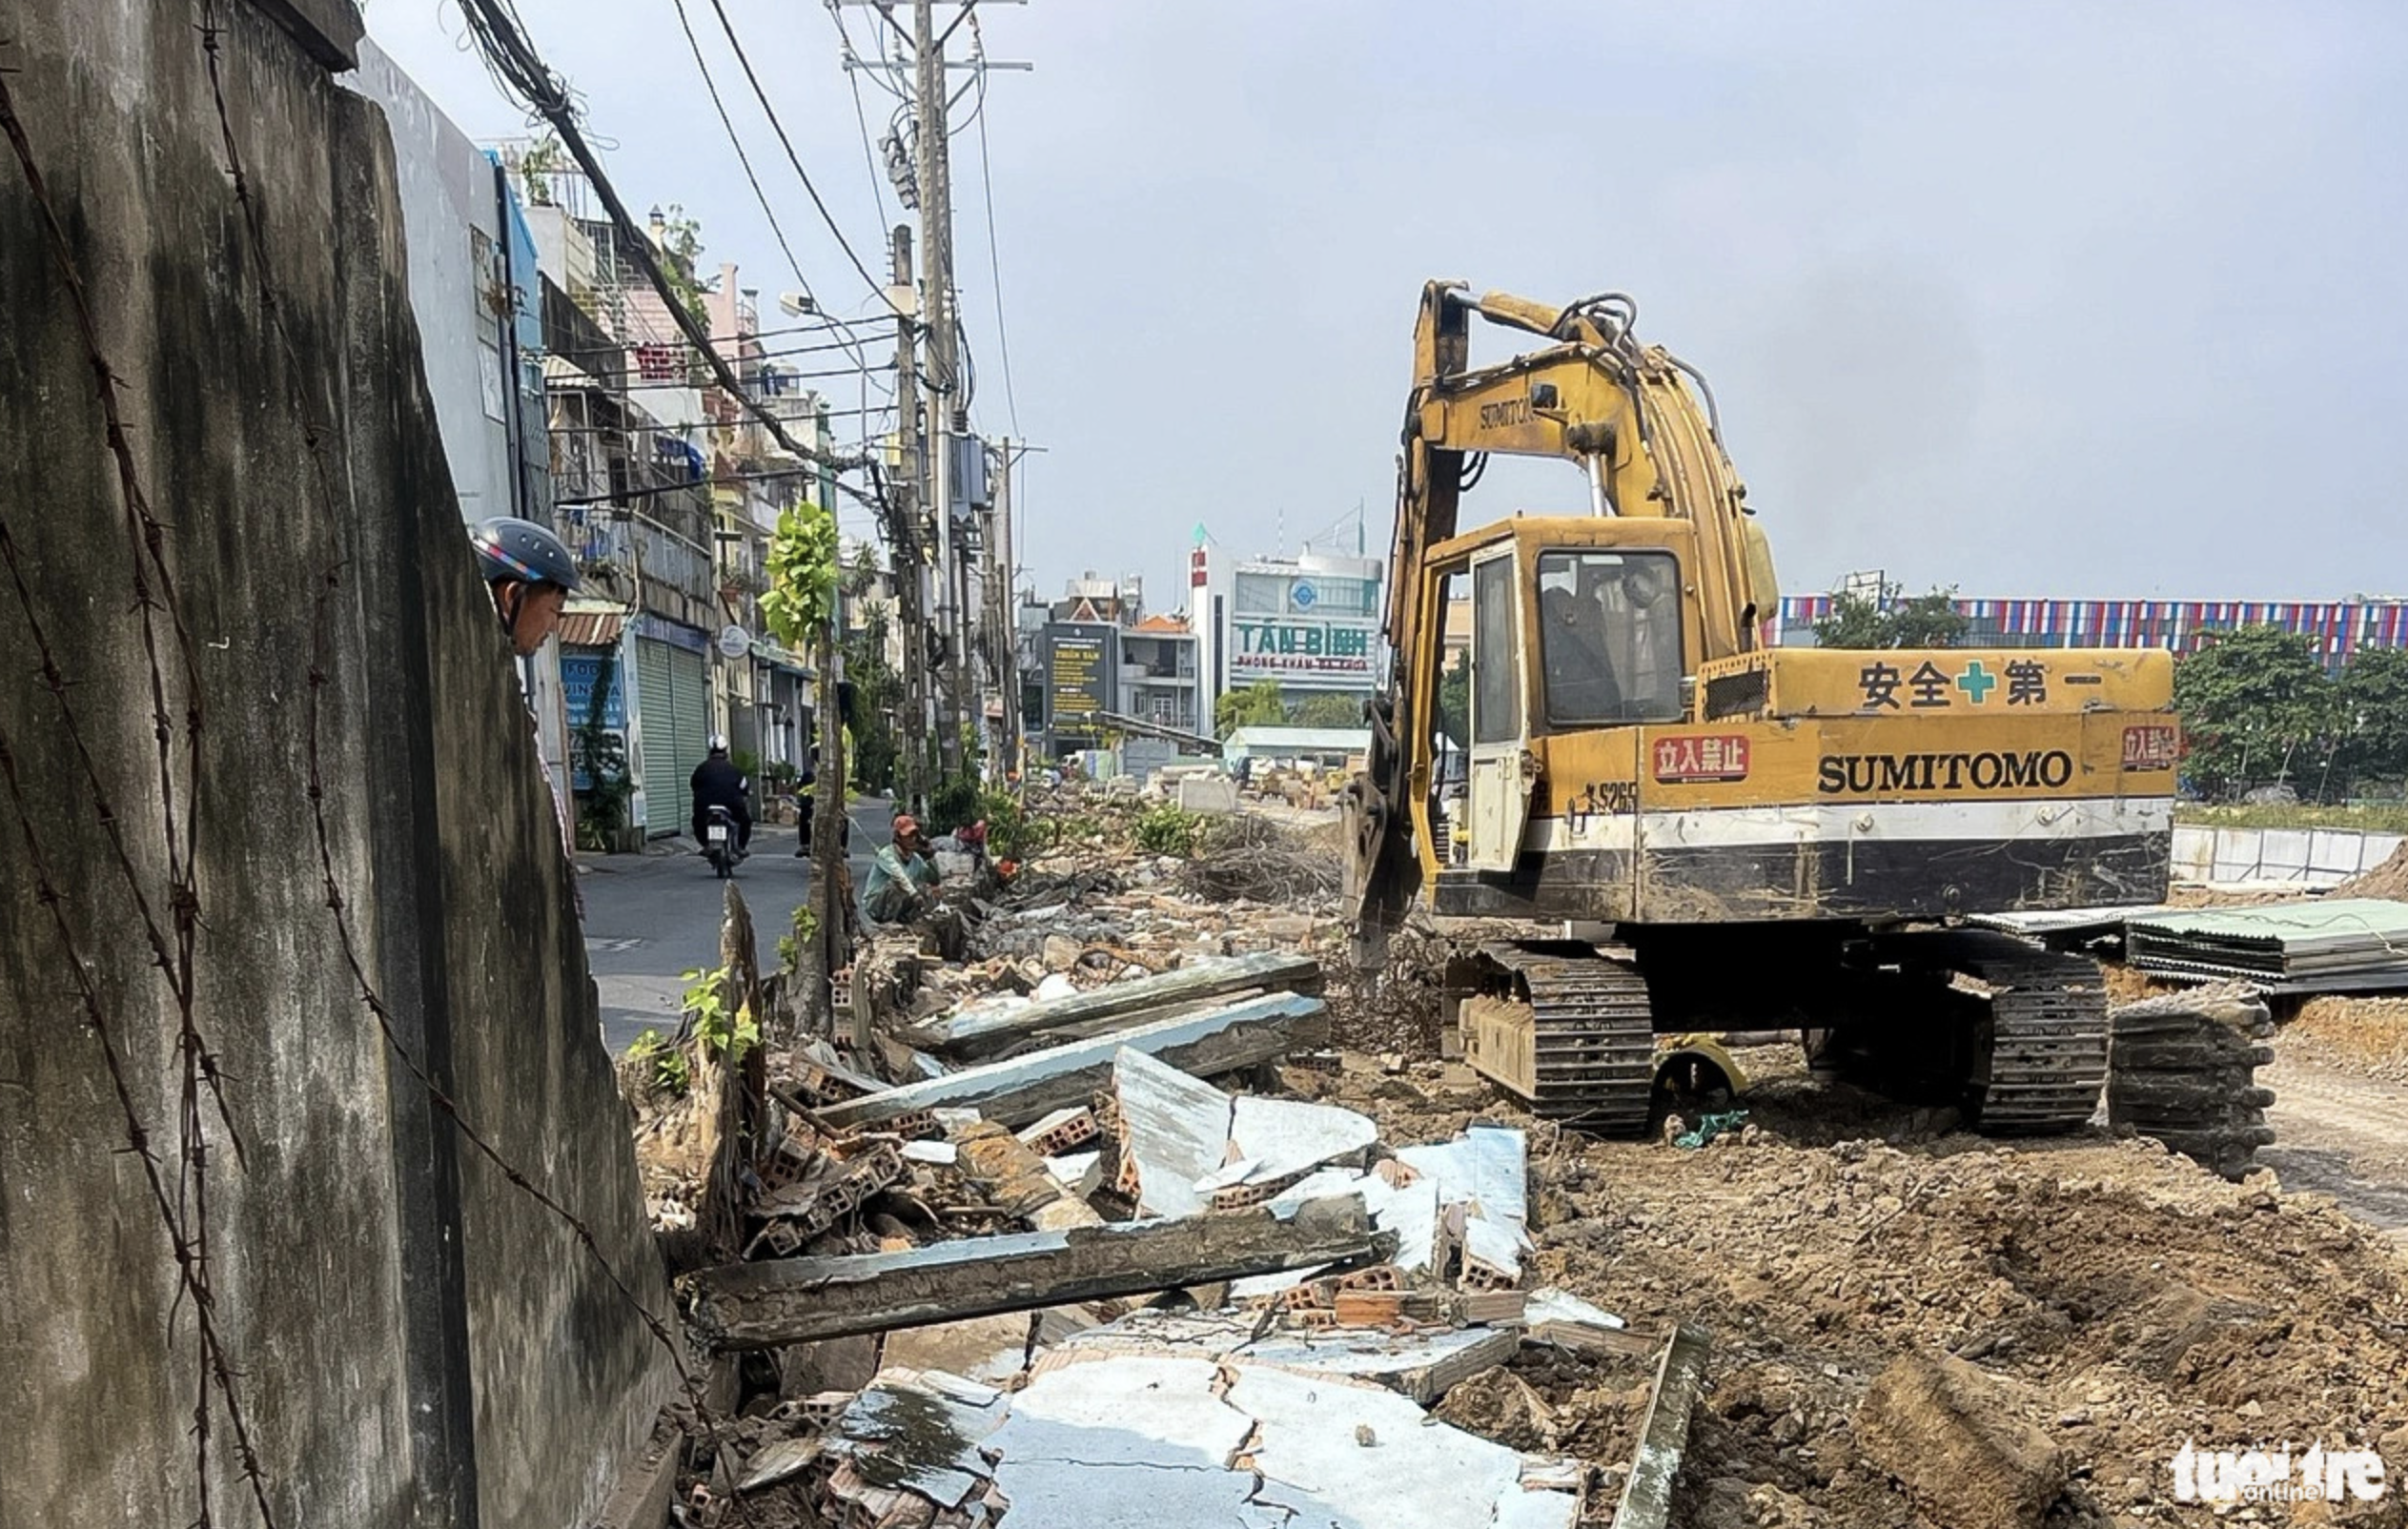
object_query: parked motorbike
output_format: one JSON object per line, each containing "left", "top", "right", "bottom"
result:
{"left": 702, "top": 804, "right": 744, "bottom": 879}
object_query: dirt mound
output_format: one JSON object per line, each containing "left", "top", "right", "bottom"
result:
{"left": 2292, "top": 995, "right": 2408, "bottom": 1085}
{"left": 2337, "top": 840, "right": 2408, "bottom": 901}
{"left": 1300, "top": 1046, "right": 2408, "bottom": 1526}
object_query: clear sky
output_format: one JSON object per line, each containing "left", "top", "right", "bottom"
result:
{"left": 365, "top": 0, "right": 2408, "bottom": 613}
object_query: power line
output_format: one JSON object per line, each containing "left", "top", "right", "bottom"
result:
{"left": 701, "top": 0, "right": 908, "bottom": 322}
{"left": 451, "top": 0, "right": 886, "bottom": 514}
{"left": 830, "top": 5, "right": 896, "bottom": 222}
{"left": 665, "top": 0, "right": 830, "bottom": 341}
{"left": 970, "top": 54, "right": 1020, "bottom": 435}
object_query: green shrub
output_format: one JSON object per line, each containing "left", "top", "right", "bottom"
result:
{"left": 1135, "top": 805, "right": 1204, "bottom": 858}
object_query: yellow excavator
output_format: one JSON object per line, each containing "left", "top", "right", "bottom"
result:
{"left": 1342, "top": 284, "right": 2180, "bottom": 1135}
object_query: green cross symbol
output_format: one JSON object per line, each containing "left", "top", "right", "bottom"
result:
{"left": 1955, "top": 661, "right": 1997, "bottom": 704}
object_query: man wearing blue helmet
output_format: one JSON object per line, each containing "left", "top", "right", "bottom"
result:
{"left": 469, "top": 515, "right": 581, "bottom": 655}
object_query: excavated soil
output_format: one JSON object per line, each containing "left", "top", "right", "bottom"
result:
{"left": 1306, "top": 1048, "right": 2408, "bottom": 1527}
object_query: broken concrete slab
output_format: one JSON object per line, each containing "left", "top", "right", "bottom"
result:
{"left": 1232, "top": 1365, "right": 1580, "bottom": 1529}
{"left": 814, "top": 992, "right": 1329, "bottom": 1131}
{"left": 975, "top": 1351, "right": 1578, "bottom": 1529}
{"left": 1047, "top": 1308, "right": 1521, "bottom": 1406}
{"left": 1853, "top": 1352, "right": 2071, "bottom": 1529}
{"left": 1229, "top": 1092, "right": 1378, "bottom": 1183}
{"left": 1113, "top": 1047, "right": 1235, "bottom": 1217}
{"left": 986, "top": 1357, "right": 1269, "bottom": 1525}
{"left": 689, "top": 1194, "right": 1384, "bottom": 1350}
{"left": 1614, "top": 1323, "right": 1712, "bottom": 1529}
{"left": 905, "top": 951, "right": 1321, "bottom": 1055}
{"left": 1398, "top": 1124, "right": 1531, "bottom": 1282}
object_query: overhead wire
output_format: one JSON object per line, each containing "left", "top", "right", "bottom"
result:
{"left": 665, "top": 0, "right": 847, "bottom": 366}
{"left": 968, "top": 26, "right": 1020, "bottom": 436}
{"left": 700, "top": 0, "right": 908, "bottom": 322}
{"left": 451, "top": 0, "right": 887, "bottom": 513}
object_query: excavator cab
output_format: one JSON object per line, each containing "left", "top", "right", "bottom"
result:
{"left": 1414, "top": 517, "right": 1705, "bottom": 885}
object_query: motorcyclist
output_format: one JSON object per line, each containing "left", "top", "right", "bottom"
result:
{"left": 689, "top": 734, "right": 751, "bottom": 856}
{"left": 470, "top": 515, "right": 580, "bottom": 656}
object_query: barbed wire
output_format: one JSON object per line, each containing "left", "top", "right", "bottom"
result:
{"left": 1, "top": 35, "right": 267, "bottom": 1526}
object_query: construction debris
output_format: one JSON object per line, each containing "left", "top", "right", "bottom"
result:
{"left": 1852, "top": 1352, "right": 2072, "bottom": 1529}
{"left": 903, "top": 949, "right": 1322, "bottom": 1056}
{"left": 686, "top": 1195, "right": 1385, "bottom": 1350}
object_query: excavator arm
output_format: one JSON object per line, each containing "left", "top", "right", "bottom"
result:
{"left": 1345, "top": 282, "right": 1780, "bottom": 960}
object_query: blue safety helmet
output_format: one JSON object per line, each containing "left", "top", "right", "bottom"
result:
{"left": 470, "top": 516, "right": 581, "bottom": 593}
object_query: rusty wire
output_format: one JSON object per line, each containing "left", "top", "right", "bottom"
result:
{"left": 187, "top": 0, "right": 753, "bottom": 1498}
{"left": 0, "top": 49, "right": 267, "bottom": 1529}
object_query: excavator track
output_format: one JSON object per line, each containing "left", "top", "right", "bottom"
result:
{"left": 1475, "top": 944, "right": 1657, "bottom": 1135}
{"left": 1884, "top": 931, "right": 2110, "bottom": 1134}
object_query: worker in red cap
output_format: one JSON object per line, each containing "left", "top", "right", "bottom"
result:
{"left": 863, "top": 812, "right": 942, "bottom": 924}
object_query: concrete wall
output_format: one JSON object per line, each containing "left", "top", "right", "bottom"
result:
{"left": 0, "top": 4, "right": 675, "bottom": 1527}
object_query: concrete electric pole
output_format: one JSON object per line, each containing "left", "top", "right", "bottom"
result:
{"left": 888, "top": 223, "right": 932, "bottom": 813}
{"left": 911, "top": 0, "right": 966, "bottom": 779}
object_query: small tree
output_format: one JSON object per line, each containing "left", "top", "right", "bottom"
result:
{"left": 1214, "top": 679, "right": 1287, "bottom": 737}
{"left": 2173, "top": 624, "right": 2339, "bottom": 800}
{"left": 1810, "top": 587, "right": 1968, "bottom": 649}
{"left": 1435, "top": 650, "right": 1472, "bottom": 748}
{"left": 760, "top": 499, "right": 844, "bottom": 1033}
{"left": 2337, "top": 646, "right": 2408, "bottom": 797}
{"left": 1288, "top": 692, "right": 1367, "bottom": 729}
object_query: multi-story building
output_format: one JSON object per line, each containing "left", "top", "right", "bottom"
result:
{"left": 1191, "top": 536, "right": 1384, "bottom": 709}
{"left": 351, "top": 45, "right": 570, "bottom": 812}
{"left": 1022, "top": 574, "right": 1205, "bottom": 762}
{"left": 1777, "top": 591, "right": 2408, "bottom": 672}
{"left": 510, "top": 159, "right": 830, "bottom": 842}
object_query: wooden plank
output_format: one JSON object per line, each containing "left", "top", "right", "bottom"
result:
{"left": 814, "top": 993, "right": 1329, "bottom": 1132}
{"left": 687, "top": 1195, "right": 1384, "bottom": 1351}
{"left": 905, "top": 952, "right": 1323, "bottom": 1055}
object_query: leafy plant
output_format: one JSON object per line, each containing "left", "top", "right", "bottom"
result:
{"left": 517, "top": 132, "right": 567, "bottom": 206}
{"left": 758, "top": 499, "right": 841, "bottom": 650}
{"left": 1135, "top": 805, "right": 1204, "bottom": 858}
{"left": 656, "top": 204, "right": 718, "bottom": 331}
{"left": 653, "top": 1048, "right": 690, "bottom": 1097}
{"left": 1214, "top": 679, "right": 1287, "bottom": 738}
{"left": 776, "top": 901, "right": 821, "bottom": 973}
{"left": 681, "top": 965, "right": 759, "bottom": 1065}
{"left": 979, "top": 787, "right": 1054, "bottom": 861}
{"left": 731, "top": 747, "right": 762, "bottom": 785}
{"left": 1288, "top": 692, "right": 1368, "bottom": 729}
{"left": 929, "top": 769, "right": 983, "bottom": 838}
{"left": 1435, "top": 649, "right": 1471, "bottom": 749}
{"left": 571, "top": 654, "right": 632, "bottom": 851}
{"left": 626, "top": 1028, "right": 690, "bottom": 1097}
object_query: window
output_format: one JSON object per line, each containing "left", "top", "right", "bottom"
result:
{"left": 1472, "top": 556, "right": 1520, "bottom": 744}
{"left": 1536, "top": 550, "right": 1684, "bottom": 724}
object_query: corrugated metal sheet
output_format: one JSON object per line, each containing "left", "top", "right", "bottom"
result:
{"left": 555, "top": 607, "right": 624, "bottom": 649}
{"left": 2126, "top": 898, "right": 2408, "bottom": 987}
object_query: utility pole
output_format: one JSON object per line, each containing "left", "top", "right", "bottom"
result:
{"left": 990, "top": 438, "right": 1019, "bottom": 781}
{"left": 888, "top": 223, "right": 931, "bottom": 813}
{"left": 912, "top": 0, "right": 966, "bottom": 781}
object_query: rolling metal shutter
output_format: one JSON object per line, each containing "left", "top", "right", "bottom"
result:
{"left": 665, "top": 644, "right": 709, "bottom": 831}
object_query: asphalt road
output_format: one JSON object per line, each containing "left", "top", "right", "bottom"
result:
{"left": 582, "top": 795, "right": 889, "bottom": 1055}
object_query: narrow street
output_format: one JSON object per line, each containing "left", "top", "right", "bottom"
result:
{"left": 582, "top": 795, "right": 890, "bottom": 1054}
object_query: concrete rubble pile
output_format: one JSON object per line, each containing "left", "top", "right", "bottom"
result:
{"left": 615, "top": 795, "right": 1703, "bottom": 1529}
